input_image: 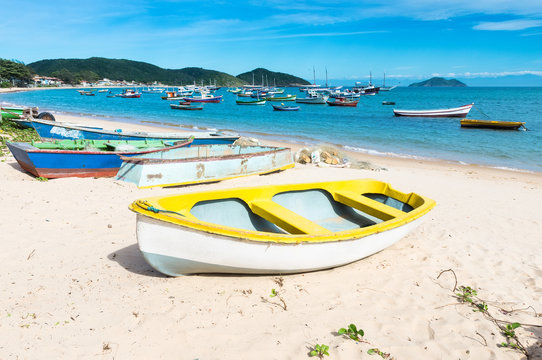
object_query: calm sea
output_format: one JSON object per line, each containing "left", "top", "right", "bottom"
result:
{"left": 1, "top": 87, "right": 541, "bottom": 172}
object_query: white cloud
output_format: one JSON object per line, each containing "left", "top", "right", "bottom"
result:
{"left": 474, "top": 19, "right": 542, "bottom": 30}
{"left": 431, "top": 70, "right": 542, "bottom": 78}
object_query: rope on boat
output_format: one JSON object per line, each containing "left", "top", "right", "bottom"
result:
{"left": 135, "top": 200, "right": 185, "bottom": 217}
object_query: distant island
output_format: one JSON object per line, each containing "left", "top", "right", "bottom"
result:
{"left": 27, "top": 57, "right": 311, "bottom": 87}
{"left": 409, "top": 77, "right": 467, "bottom": 87}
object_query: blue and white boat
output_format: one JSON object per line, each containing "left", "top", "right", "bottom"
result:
{"left": 7, "top": 137, "right": 193, "bottom": 179}
{"left": 116, "top": 144, "right": 294, "bottom": 188}
{"left": 10, "top": 117, "right": 239, "bottom": 145}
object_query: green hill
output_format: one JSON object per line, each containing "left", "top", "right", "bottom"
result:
{"left": 28, "top": 57, "right": 247, "bottom": 86}
{"left": 409, "top": 77, "right": 467, "bottom": 87}
{"left": 237, "top": 68, "right": 310, "bottom": 86}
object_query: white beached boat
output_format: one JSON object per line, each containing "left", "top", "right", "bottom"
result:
{"left": 394, "top": 103, "right": 473, "bottom": 118}
{"left": 116, "top": 144, "right": 294, "bottom": 188}
{"left": 129, "top": 179, "right": 436, "bottom": 275}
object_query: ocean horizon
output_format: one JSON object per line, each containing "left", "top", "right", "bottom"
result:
{"left": 1, "top": 86, "right": 541, "bottom": 172}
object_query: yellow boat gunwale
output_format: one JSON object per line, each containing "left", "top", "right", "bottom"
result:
{"left": 460, "top": 119, "right": 526, "bottom": 127}
{"left": 129, "top": 179, "right": 436, "bottom": 244}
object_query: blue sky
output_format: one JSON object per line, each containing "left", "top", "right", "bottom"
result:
{"left": 2, "top": 0, "right": 542, "bottom": 84}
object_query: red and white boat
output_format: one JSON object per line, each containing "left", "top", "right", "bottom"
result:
{"left": 117, "top": 89, "right": 141, "bottom": 98}
{"left": 393, "top": 103, "right": 473, "bottom": 118}
{"left": 326, "top": 97, "right": 359, "bottom": 107}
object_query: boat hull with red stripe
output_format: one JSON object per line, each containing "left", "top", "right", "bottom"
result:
{"left": 6, "top": 138, "right": 193, "bottom": 179}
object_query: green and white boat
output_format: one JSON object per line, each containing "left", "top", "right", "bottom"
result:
{"left": 1, "top": 106, "right": 39, "bottom": 120}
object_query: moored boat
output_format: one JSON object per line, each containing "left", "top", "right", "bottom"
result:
{"left": 7, "top": 138, "right": 193, "bottom": 179}
{"left": 9, "top": 117, "right": 239, "bottom": 144}
{"left": 326, "top": 97, "right": 359, "bottom": 107}
{"left": 129, "top": 179, "right": 436, "bottom": 275}
{"left": 265, "top": 94, "right": 296, "bottom": 101}
{"left": 460, "top": 119, "right": 526, "bottom": 130}
{"left": 295, "top": 90, "right": 328, "bottom": 104}
{"left": 393, "top": 103, "right": 473, "bottom": 118}
{"left": 117, "top": 89, "right": 141, "bottom": 98}
{"left": 170, "top": 103, "right": 203, "bottom": 110}
{"left": 117, "top": 144, "right": 294, "bottom": 188}
{"left": 236, "top": 98, "right": 266, "bottom": 105}
{"left": 272, "top": 104, "right": 300, "bottom": 111}
{"left": 182, "top": 92, "right": 223, "bottom": 103}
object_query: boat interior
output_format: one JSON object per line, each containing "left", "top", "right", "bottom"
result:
{"left": 189, "top": 189, "right": 415, "bottom": 235}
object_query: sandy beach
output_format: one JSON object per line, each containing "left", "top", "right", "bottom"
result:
{"left": 1, "top": 113, "right": 541, "bottom": 359}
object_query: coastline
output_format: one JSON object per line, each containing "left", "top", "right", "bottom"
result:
{"left": 2, "top": 87, "right": 540, "bottom": 174}
{"left": 46, "top": 112, "right": 542, "bottom": 177}
{"left": 1, "top": 111, "right": 541, "bottom": 358}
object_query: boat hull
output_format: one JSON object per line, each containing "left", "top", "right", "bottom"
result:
{"left": 11, "top": 118, "right": 238, "bottom": 145}
{"left": 272, "top": 105, "right": 299, "bottom": 111}
{"left": 394, "top": 104, "right": 473, "bottom": 118}
{"left": 116, "top": 145, "right": 294, "bottom": 188}
{"left": 295, "top": 97, "right": 327, "bottom": 104}
{"left": 236, "top": 100, "right": 266, "bottom": 105}
{"left": 326, "top": 100, "right": 358, "bottom": 107}
{"left": 460, "top": 119, "right": 525, "bottom": 130}
{"left": 7, "top": 139, "right": 192, "bottom": 179}
{"left": 170, "top": 104, "right": 203, "bottom": 110}
{"left": 137, "top": 215, "right": 424, "bottom": 275}
{"left": 266, "top": 96, "right": 296, "bottom": 101}
{"left": 1, "top": 106, "right": 39, "bottom": 120}
{"left": 130, "top": 179, "right": 435, "bottom": 275}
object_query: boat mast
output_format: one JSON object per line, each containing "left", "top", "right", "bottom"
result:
{"left": 313, "top": 66, "right": 316, "bottom": 85}
{"left": 325, "top": 67, "right": 328, "bottom": 88}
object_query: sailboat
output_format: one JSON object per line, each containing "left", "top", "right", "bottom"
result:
{"left": 379, "top": 73, "right": 397, "bottom": 91}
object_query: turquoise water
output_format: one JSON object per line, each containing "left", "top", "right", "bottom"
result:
{"left": 1, "top": 87, "right": 541, "bottom": 172}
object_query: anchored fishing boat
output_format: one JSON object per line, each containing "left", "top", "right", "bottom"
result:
{"left": 236, "top": 98, "right": 266, "bottom": 105}
{"left": 129, "top": 179, "right": 435, "bottom": 275}
{"left": 117, "top": 89, "right": 141, "bottom": 98}
{"left": 116, "top": 144, "right": 294, "bottom": 188}
{"left": 272, "top": 104, "right": 300, "bottom": 111}
{"left": 394, "top": 103, "right": 473, "bottom": 118}
{"left": 460, "top": 119, "right": 526, "bottom": 130}
{"left": 170, "top": 102, "right": 203, "bottom": 110}
{"left": 265, "top": 94, "right": 296, "bottom": 101}
{"left": 295, "top": 90, "right": 328, "bottom": 104}
{"left": 10, "top": 117, "right": 239, "bottom": 144}
{"left": 7, "top": 137, "right": 193, "bottom": 179}
{"left": 326, "top": 97, "right": 359, "bottom": 107}
{"left": 182, "top": 92, "right": 223, "bottom": 103}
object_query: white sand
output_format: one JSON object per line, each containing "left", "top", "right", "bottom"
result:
{"left": 1, "top": 113, "right": 541, "bottom": 359}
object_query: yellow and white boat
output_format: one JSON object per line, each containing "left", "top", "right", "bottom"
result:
{"left": 130, "top": 179, "right": 436, "bottom": 275}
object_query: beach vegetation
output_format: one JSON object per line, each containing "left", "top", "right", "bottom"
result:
{"left": 309, "top": 344, "right": 329, "bottom": 358}
{"left": 338, "top": 323, "right": 365, "bottom": 342}
{"left": 438, "top": 270, "right": 532, "bottom": 358}
{"left": 0, "top": 120, "right": 40, "bottom": 153}
{"left": 368, "top": 348, "right": 391, "bottom": 358}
